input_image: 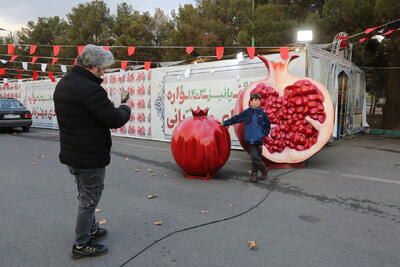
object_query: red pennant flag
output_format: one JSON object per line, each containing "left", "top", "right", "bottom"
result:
{"left": 74, "top": 58, "right": 78, "bottom": 65}
{"left": 17, "top": 69, "right": 24, "bottom": 73}
{"left": 17, "top": 74, "right": 23, "bottom": 80}
{"left": 359, "top": 37, "right": 370, "bottom": 43}
{"left": 280, "top": 47, "right": 289, "bottom": 60}
{"left": 383, "top": 29, "right": 396, "bottom": 36}
{"left": 7, "top": 44, "right": 15, "bottom": 55}
{"left": 216, "top": 47, "right": 224, "bottom": 60}
{"left": 364, "top": 27, "right": 378, "bottom": 34}
{"left": 185, "top": 46, "right": 195, "bottom": 54}
{"left": 32, "top": 71, "right": 39, "bottom": 80}
{"left": 335, "top": 35, "right": 350, "bottom": 40}
{"left": 0, "top": 68, "right": 6, "bottom": 76}
{"left": 103, "top": 46, "right": 110, "bottom": 51}
{"left": 247, "top": 47, "right": 255, "bottom": 59}
{"left": 53, "top": 45, "right": 61, "bottom": 56}
{"left": 121, "top": 61, "right": 128, "bottom": 70}
{"left": 31, "top": 56, "right": 39, "bottom": 64}
{"left": 30, "top": 45, "right": 37, "bottom": 55}
{"left": 48, "top": 72, "right": 56, "bottom": 82}
{"left": 10, "top": 55, "right": 18, "bottom": 62}
{"left": 128, "top": 46, "right": 136, "bottom": 56}
{"left": 78, "top": 46, "right": 85, "bottom": 55}
{"left": 52, "top": 58, "right": 59, "bottom": 65}
{"left": 144, "top": 62, "right": 151, "bottom": 70}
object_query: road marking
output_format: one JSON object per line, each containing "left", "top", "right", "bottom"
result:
{"left": 309, "top": 169, "right": 400, "bottom": 186}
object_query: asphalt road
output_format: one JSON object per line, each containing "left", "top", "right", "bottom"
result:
{"left": 0, "top": 128, "right": 399, "bottom": 267}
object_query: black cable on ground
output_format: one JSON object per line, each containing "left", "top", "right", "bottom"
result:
{"left": 120, "top": 169, "right": 299, "bottom": 266}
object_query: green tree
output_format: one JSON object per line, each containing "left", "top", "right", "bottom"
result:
{"left": 66, "top": 0, "right": 114, "bottom": 45}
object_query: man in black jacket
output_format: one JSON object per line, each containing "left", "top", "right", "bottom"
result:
{"left": 53, "top": 44, "right": 131, "bottom": 259}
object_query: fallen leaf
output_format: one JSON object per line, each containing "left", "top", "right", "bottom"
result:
{"left": 147, "top": 169, "right": 153, "bottom": 172}
{"left": 99, "top": 218, "right": 108, "bottom": 225}
{"left": 36, "top": 154, "right": 45, "bottom": 159}
{"left": 147, "top": 194, "right": 158, "bottom": 199}
{"left": 163, "top": 174, "right": 167, "bottom": 177}
{"left": 229, "top": 204, "right": 234, "bottom": 207}
{"left": 154, "top": 221, "right": 163, "bottom": 225}
{"left": 32, "top": 162, "right": 38, "bottom": 166}
{"left": 247, "top": 241, "right": 257, "bottom": 250}
{"left": 200, "top": 210, "right": 209, "bottom": 214}
{"left": 95, "top": 208, "right": 102, "bottom": 213}
{"left": 133, "top": 168, "right": 140, "bottom": 172}
{"left": 125, "top": 157, "right": 129, "bottom": 161}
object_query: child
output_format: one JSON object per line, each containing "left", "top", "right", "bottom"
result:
{"left": 223, "top": 93, "right": 271, "bottom": 183}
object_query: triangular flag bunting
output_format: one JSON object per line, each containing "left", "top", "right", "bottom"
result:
{"left": 128, "top": 46, "right": 136, "bottom": 56}
{"left": 53, "top": 45, "right": 61, "bottom": 56}
{"left": 32, "top": 71, "right": 39, "bottom": 80}
{"left": 383, "top": 29, "right": 396, "bottom": 36}
{"left": 216, "top": 47, "right": 224, "bottom": 60}
{"left": 22, "top": 62, "right": 28, "bottom": 70}
{"left": 41, "top": 63, "right": 47, "bottom": 72}
{"left": 3, "top": 78, "right": 8, "bottom": 86}
{"left": 247, "top": 47, "right": 255, "bottom": 59}
{"left": 61, "top": 65, "right": 67, "bottom": 73}
{"left": 7, "top": 44, "right": 15, "bottom": 55}
{"left": 78, "top": 46, "right": 85, "bottom": 55}
{"left": 52, "top": 58, "right": 59, "bottom": 65}
{"left": 335, "top": 35, "right": 350, "bottom": 40}
{"left": 10, "top": 55, "right": 18, "bottom": 62}
{"left": 0, "top": 59, "right": 7, "bottom": 64}
{"left": 17, "top": 69, "right": 24, "bottom": 73}
{"left": 17, "top": 74, "right": 23, "bottom": 80}
{"left": 0, "top": 68, "right": 6, "bottom": 76}
{"left": 121, "top": 61, "right": 128, "bottom": 70}
{"left": 364, "top": 27, "right": 378, "bottom": 34}
{"left": 359, "top": 37, "right": 370, "bottom": 43}
{"left": 103, "top": 46, "right": 110, "bottom": 51}
{"left": 31, "top": 56, "right": 39, "bottom": 64}
{"left": 280, "top": 47, "right": 290, "bottom": 60}
{"left": 30, "top": 45, "right": 37, "bottom": 55}
{"left": 185, "top": 46, "right": 195, "bottom": 54}
{"left": 48, "top": 72, "right": 56, "bottom": 82}
{"left": 144, "top": 62, "right": 151, "bottom": 70}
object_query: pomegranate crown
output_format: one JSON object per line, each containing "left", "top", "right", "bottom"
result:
{"left": 191, "top": 106, "right": 209, "bottom": 117}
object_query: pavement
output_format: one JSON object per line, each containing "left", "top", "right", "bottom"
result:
{"left": 0, "top": 128, "right": 399, "bottom": 267}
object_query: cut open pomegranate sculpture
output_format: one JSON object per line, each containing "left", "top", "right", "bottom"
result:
{"left": 171, "top": 107, "right": 231, "bottom": 179}
{"left": 234, "top": 55, "right": 334, "bottom": 163}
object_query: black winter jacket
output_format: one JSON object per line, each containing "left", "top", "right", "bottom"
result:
{"left": 53, "top": 66, "right": 131, "bottom": 168}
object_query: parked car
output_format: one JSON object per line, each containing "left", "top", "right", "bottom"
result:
{"left": 0, "top": 98, "right": 32, "bottom": 132}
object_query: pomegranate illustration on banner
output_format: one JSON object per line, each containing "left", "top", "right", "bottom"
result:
{"left": 171, "top": 107, "right": 231, "bottom": 179}
{"left": 234, "top": 55, "right": 334, "bottom": 163}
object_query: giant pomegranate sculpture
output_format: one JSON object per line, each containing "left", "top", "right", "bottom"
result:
{"left": 234, "top": 55, "right": 334, "bottom": 163}
{"left": 171, "top": 107, "right": 231, "bottom": 179}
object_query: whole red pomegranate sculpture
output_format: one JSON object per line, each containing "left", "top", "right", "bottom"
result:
{"left": 171, "top": 107, "right": 231, "bottom": 179}
{"left": 234, "top": 55, "right": 334, "bottom": 163}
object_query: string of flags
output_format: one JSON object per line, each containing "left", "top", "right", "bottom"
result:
{"left": 335, "top": 18, "right": 400, "bottom": 47}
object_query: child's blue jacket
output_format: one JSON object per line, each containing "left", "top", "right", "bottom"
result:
{"left": 223, "top": 107, "right": 271, "bottom": 144}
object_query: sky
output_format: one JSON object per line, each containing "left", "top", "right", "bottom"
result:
{"left": 0, "top": 0, "right": 196, "bottom": 34}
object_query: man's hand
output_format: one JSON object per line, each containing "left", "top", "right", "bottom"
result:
{"left": 121, "top": 90, "right": 129, "bottom": 104}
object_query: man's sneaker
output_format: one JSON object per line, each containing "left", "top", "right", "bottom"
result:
{"left": 250, "top": 172, "right": 257, "bottom": 183}
{"left": 91, "top": 227, "right": 107, "bottom": 242}
{"left": 72, "top": 242, "right": 108, "bottom": 259}
{"left": 259, "top": 167, "right": 269, "bottom": 181}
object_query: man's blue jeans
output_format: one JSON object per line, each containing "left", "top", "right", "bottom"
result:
{"left": 68, "top": 166, "right": 105, "bottom": 246}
